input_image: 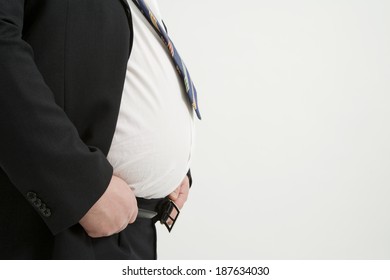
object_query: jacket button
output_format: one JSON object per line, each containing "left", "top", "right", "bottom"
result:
{"left": 26, "top": 192, "right": 51, "bottom": 218}
{"left": 33, "top": 198, "right": 42, "bottom": 208}
{"left": 42, "top": 209, "right": 51, "bottom": 217}
{"left": 26, "top": 192, "right": 37, "bottom": 202}
{"left": 39, "top": 203, "right": 46, "bottom": 211}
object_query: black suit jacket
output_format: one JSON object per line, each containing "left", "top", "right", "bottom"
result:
{"left": 0, "top": 0, "right": 163, "bottom": 259}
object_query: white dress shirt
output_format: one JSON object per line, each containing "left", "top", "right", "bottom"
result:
{"left": 106, "top": 0, "right": 195, "bottom": 199}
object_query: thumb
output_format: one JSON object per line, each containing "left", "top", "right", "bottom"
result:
{"left": 168, "top": 187, "right": 180, "bottom": 201}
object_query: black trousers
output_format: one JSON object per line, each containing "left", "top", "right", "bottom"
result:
{"left": 51, "top": 197, "right": 164, "bottom": 260}
{"left": 1, "top": 196, "right": 164, "bottom": 260}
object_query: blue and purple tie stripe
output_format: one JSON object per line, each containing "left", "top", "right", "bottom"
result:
{"left": 131, "top": 0, "right": 202, "bottom": 120}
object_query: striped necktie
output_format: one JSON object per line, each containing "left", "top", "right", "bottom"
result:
{"left": 131, "top": 0, "right": 201, "bottom": 120}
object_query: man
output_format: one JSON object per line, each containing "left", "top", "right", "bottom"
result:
{"left": 0, "top": 0, "right": 198, "bottom": 259}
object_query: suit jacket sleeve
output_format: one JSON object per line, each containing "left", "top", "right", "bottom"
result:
{"left": 0, "top": 0, "right": 113, "bottom": 235}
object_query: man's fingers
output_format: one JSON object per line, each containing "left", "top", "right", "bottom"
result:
{"left": 79, "top": 175, "right": 139, "bottom": 238}
{"left": 168, "top": 186, "right": 180, "bottom": 200}
{"left": 181, "top": 175, "right": 190, "bottom": 189}
{"left": 128, "top": 208, "right": 138, "bottom": 224}
{"left": 173, "top": 195, "right": 186, "bottom": 209}
{"left": 165, "top": 174, "right": 191, "bottom": 226}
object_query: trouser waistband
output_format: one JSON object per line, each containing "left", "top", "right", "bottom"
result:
{"left": 136, "top": 196, "right": 180, "bottom": 232}
{"left": 136, "top": 196, "right": 170, "bottom": 223}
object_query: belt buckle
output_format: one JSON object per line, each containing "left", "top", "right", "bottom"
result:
{"left": 160, "top": 200, "right": 180, "bottom": 232}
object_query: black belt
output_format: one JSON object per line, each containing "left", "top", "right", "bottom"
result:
{"left": 136, "top": 197, "right": 180, "bottom": 232}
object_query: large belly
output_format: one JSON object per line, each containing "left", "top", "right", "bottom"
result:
{"left": 108, "top": 2, "right": 195, "bottom": 198}
{"left": 106, "top": 74, "right": 194, "bottom": 199}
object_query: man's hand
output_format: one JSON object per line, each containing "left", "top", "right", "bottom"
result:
{"left": 79, "top": 175, "right": 138, "bottom": 238}
{"left": 168, "top": 175, "right": 190, "bottom": 221}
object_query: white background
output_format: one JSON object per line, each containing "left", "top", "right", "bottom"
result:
{"left": 157, "top": 0, "right": 390, "bottom": 259}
